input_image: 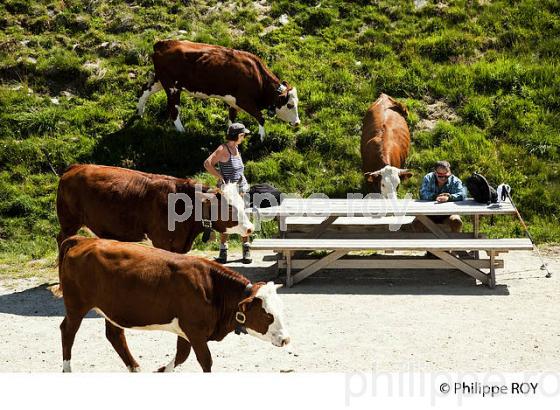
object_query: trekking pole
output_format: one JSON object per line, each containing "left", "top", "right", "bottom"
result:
{"left": 504, "top": 189, "right": 552, "bottom": 278}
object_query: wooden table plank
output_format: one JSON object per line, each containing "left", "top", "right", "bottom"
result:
{"left": 251, "top": 199, "right": 517, "bottom": 218}
{"left": 278, "top": 258, "right": 504, "bottom": 270}
{"left": 251, "top": 238, "right": 533, "bottom": 251}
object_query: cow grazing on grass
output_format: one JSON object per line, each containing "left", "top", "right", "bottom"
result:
{"left": 361, "top": 93, "right": 412, "bottom": 198}
{"left": 137, "top": 40, "right": 300, "bottom": 140}
{"left": 53, "top": 236, "right": 289, "bottom": 372}
{"left": 56, "top": 164, "right": 253, "bottom": 253}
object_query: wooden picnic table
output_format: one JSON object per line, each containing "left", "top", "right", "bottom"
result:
{"left": 250, "top": 198, "right": 533, "bottom": 287}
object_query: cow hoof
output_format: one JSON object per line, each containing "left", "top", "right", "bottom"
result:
{"left": 156, "top": 361, "right": 175, "bottom": 373}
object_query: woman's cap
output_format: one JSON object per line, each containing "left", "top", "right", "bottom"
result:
{"left": 228, "top": 123, "right": 251, "bottom": 138}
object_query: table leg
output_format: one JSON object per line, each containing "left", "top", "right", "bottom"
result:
{"left": 473, "top": 214, "right": 480, "bottom": 259}
{"left": 473, "top": 215, "right": 480, "bottom": 238}
{"left": 279, "top": 216, "right": 286, "bottom": 238}
{"left": 489, "top": 250, "right": 496, "bottom": 288}
{"left": 431, "top": 251, "right": 489, "bottom": 285}
{"left": 305, "top": 215, "right": 339, "bottom": 239}
{"left": 285, "top": 251, "right": 293, "bottom": 288}
{"left": 291, "top": 250, "right": 347, "bottom": 285}
{"left": 415, "top": 215, "right": 449, "bottom": 238}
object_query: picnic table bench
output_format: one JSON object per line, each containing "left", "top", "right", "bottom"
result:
{"left": 249, "top": 198, "right": 534, "bottom": 288}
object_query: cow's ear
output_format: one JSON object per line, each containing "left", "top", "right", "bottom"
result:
{"left": 276, "top": 94, "right": 289, "bottom": 107}
{"left": 399, "top": 171, "right": 413, "bottom": 180}
{"left": 206, "top": 187, "right": 221, "bottom": 194}
{"left": 238, "top": 296, "right": 255, "bottom": 312}
{"left": 278, "top": 82, "right": 289, "bottom": 97}
{"left": 365, "top": 172, "right": 381, "bottom": 182}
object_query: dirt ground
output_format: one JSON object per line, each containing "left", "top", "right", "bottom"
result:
{"left": 0, "top": 248, "right": 559, "bottom": 373}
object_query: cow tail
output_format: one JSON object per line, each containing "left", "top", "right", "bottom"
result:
{"left": 49, "top": 284, "right": 63, "bottom": 299}
{"left": 52, "top": 236, "right": 81, "bottom": 298}
{"left": 58, "top": 236, "right": 79, "bottom": 267}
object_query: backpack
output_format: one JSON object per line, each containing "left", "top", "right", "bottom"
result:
{"left": 248, "top": 183, "right": 282, "bottom": 208}
{"left": 465, "top": 172, "right": 498, "bottom": 204}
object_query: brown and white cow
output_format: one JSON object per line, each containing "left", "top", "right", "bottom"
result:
{"left": 53, "top": 236, "right": 289, "bottom": 372}
{"left": 56, "top": 164, "right": 254, "bottom": 253}
{"left": 361, "top": 93, "right": 412, "bottom": 198}
{"left": 137, "top": 40, "right": 300, "bottom": 140}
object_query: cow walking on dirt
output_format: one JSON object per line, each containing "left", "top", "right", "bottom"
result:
{"left": 137, "top": 40, "right": 300, "bottom": 140}
{"left": 52, "top": 236, "right": 290, "bottom": 372}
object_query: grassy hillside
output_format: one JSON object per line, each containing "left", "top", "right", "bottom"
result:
{"left": 1, "top": 0, "right": 559, "bottom": 266}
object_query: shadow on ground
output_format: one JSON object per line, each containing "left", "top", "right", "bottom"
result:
{"left": 223, "top": 255, "right": 511, "bottom": 296}
{"left": 0, "top": 258, "right": 510, "bottom": 318}
{"left": 0, "top": 284, "right": 98, "bottom": 318}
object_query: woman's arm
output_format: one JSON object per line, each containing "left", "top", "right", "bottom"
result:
{"left": 204, "top": 145, "right": 226, "bottom": 184}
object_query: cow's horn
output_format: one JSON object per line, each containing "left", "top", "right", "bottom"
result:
{"left": 206, "top": 187, "right": 222, "bottom": 194}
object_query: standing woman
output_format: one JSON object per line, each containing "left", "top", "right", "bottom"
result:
{"left": 204, "top": 123, "right": 252, "bottom": 264}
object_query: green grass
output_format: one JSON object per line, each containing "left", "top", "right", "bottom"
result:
{"left": 1, "top": 0, "right": 559, "bottom": 267}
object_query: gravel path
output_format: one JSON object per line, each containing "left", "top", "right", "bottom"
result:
{"left": 1, "top": 249, "right": 559, "bottom": 373}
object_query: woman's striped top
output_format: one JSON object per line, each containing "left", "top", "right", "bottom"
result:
{"left": 218, "top": 143, "right": 249, "bottom": 192}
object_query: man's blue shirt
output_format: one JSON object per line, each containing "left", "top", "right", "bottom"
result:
{"left": 419, "top": 172, "right": 465, "bottom": 201}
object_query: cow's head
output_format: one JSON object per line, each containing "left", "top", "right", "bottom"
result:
{"left": 365, "top": 165, "right": 413, "bottom": 198}
{"left": 196, "top": 183, "right": 254, "bottom": 236}
{"left": 237, "top": 281, "right": 290, "bottom": 347}
{"left": 274, "top": 82, "right": 300, "bottom": 127}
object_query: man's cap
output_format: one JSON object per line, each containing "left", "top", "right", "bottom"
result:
{"left": 228, "top": 123, "right": 251, "bottom": 138}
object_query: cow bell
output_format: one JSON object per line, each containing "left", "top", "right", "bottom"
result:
{"left": 235, "top": 311, "right": 246, "bottom": 324}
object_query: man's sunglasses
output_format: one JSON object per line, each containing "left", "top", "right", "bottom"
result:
{"left": 436, "top": 173, "right": 450, "bottom": 179}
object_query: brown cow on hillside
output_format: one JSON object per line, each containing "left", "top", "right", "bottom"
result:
{"left": 53, "top": 236, "right": 289, "bottom": 372}
{"left": 361, "top": 93, "right": 412, "bottom": 198}
{"left": 56, "top": 164, "right": 254, "bottom": 253}
{"left": 137, "top": 40, "right": 300, "bottom": 140}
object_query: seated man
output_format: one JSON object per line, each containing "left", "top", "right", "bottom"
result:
{"left": 414, "top": 160, "right": 465, "bottom": 233}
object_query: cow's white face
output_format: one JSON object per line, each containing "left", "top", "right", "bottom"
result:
{"left": 246, "top": 282, "right": 290, "bottom": 347}
{"left": 375, "top": 165, "right": 401, "bottom": 199}
{"left": 366, "top": 166, "right": 412, "bottom": 198}
{"left": 221, "top": 183, "right": 254, "bottom": 236}
{"left": 275, "top": 88, "right": 300, "bottom": 126}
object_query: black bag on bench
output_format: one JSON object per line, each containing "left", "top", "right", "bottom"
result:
{"left": 466, "top": 172, "right": 498, "bottom": 204}
{"left": 248, "top": 183, "right": 282, "bottom": 208}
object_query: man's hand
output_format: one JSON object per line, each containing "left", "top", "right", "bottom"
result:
{"left": 436, "top": 194, "right": 450, "bottom": 203}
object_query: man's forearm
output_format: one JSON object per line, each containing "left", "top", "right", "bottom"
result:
{"left": 449, "top": 192, "right": 464, "bottom": 201}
